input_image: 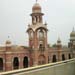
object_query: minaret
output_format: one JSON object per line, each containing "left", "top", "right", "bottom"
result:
{"left": 56, "top": 37, "right": 62, "bottom": 49}
{"left": 68, "top": 27, "right": 75, "bottom": 58}
{"left": 27, "top": 2, "right": 48, "bottom": 65}
{"left": 56, "top": 37, "right": 62, "bottom": 61}
{"left": 69, "top": 27, "right": 75, "bottom": 49}
{"left": 5, "top": 36, "right": 12, "bottom": 71}
{"left": 5, "top": 36, "right": 12, "bottom": 51}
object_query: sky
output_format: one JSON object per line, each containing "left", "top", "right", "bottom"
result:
{"left": 0, "top": 0, "right": 75, "bottom": 46}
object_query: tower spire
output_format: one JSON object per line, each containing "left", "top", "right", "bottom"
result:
{"left": 72, "top": 27, "right": 75, "bottom": 31}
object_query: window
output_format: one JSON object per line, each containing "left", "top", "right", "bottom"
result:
{"left": 39, "top": 44, "right": 44, "bottom": 51}
{"left": 52, "top": 55, "right": 57, "bottom": 62}
{"left": 68, "top": 54, "right": 71, "bottom": 59}
{"left": 37, "top": 29, "right": 44, "bottom": 39}
{"left": 62, "top": 54, "right": 65, "bottom": 61}
{"left": 0, "top": 58, "right": 3, "bottom": 71}
{"left": 13, "top": 57, "right": 19, "bottom": 69}
{"left": 23, "top": 57, "right": 28, "bottom": 68}
{"left": 39, "top": 30, "right": 44, "bottom": 38}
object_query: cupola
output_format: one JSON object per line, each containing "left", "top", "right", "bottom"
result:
{"left": 70, "top": 27, "right": 75, "bottom": 37}
{"left": 32, "top": 3, "right": 41, "bottom": 13}
{"left": 5, "top": 36, "right": 12, "bottom": 47}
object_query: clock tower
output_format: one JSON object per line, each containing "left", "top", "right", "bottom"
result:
{"left": 27, "top": 2, "right": 48, "bottom": 66}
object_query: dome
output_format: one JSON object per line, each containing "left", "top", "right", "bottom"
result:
{"left": 5, "top": 36, "right": 12, "bottom": 45}
{"left": 70, "top": 28, "right": 75, "bottom": 37}
{"left": 70, "top": 31, "right": 75, "bottom": 36}
{"left": 57, "top": 37, "right": 62, "bottom": 46}
{"left": 57, "top": 37, "right": 61, "bottom": 43}
{"left": 32, "top": 3, "right": 41, "bottom": 13}
{"left": 5, "top": 40, "right": 11, "bottom": 44}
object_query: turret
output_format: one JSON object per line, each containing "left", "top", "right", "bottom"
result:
{"left": 5, "top": 36, "right": 12, "bottom": 51}
{"left": 30, "top": 2, "right": 44, "bottom": 24}
{"left": 68, "top": 27, "right": 75, "bottom": 49}
{"left": 56, "top": 37, "right": 62, "bottom": 49}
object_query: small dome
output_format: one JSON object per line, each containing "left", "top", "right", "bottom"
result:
{"left": 57, "top": 37, "right": 62, "bottom": 46}
{"left": 5, "top": 40, "right": 11, "bottom": 44}
{"left": 70, "top": 31, "right": 75, "bottom": 36}
{"left": 32, "top": 3, "right": 41, "bottom": 13}
{"left": 70, "top": 28, "right": 75, "bottom": 37}
{"left": 57, "top": 37, "right": 61, "bottom": 43}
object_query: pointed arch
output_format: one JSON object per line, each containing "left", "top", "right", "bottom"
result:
{"left": 36, "top": 27, "right": 48, "bottom": 32}
{"left": 62, "top": 54, "right": 65, "bottom": 61}
{"left": 68, "top": 54, "right": 71, "bottom": 59}
{"left": 13, "top": 57, "right": 19, "bottom": 69}
{"left": 23, "top": 56, "right": 28, "bottom": 68}
{"left": 52, "top": 55, "right": 57, "bottom": 62}
{"left": 0, "top": 58, "right": 3, "bottom": 71}
{"left": 38, "top": 55, "right": 46, "bottom": 65}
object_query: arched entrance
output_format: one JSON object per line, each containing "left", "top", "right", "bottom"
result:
{"left": 13, "top": 57, "right": 19, "bottom": 69}
{"left": 0, "top": 58, "right": 3, "bottom": 71}
{"left": 23, "top": 56, "right": 28, "bottom": 68}
{"left": 52, "top": 55, "right": 57, "bottom": 62}
{"left": 68, "top": 54, "right": 71, "bottom": 59}
{"left": 38, "top": 55, "right": 46, "bottom": 65}
{"left": 62, "top": 54, "right": 65, "bottom": 61}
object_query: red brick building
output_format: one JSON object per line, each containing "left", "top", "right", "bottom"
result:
{"left": 0, "top": 2, "right": 75, "bottom": 71}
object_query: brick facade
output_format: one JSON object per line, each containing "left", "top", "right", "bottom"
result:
{"left": 0, "top": 2, "right": 75, "bottom": 72}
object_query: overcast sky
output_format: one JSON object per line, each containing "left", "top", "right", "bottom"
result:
{"left": 0, "top": 0, "right": 75, "bottom": 46}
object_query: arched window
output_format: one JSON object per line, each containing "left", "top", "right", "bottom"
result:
{"left": 52, "top": 55, "right": 57, "bottom": 62}
{"left": 13, "top": 57, "right": 19, "bottom": 69}
{"left": 38, "top": 55, "right": 46, "bottom": 65}
{"left": 23, "top": 57, "right": 28, "bottom": 68}
{"left": 68, "top": 54, "right": 71, "bottom": 59}
{"left": 37, "top": 29, "right": 44, "bottom": 39}
{"left": 39, "top": 43, "right": 44, "bottom": 51}
{"left": 39, "top": 30, "right": 44, "bottom": 38}
{"left": 62, "top": 54, "right": 65, "bottom": 61}
{"left": 33, "top": 16, "right": 36, "bottom": 23}
{"left": 0, "top": 58, "right": 3, "bottom": 71}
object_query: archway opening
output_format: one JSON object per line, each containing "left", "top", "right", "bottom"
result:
{"left": 52, "top": 55, "right": 57, "bottom": 62}
{"left": 23, "top": 56, "right": 28, "bottom": 68}
{"left": 0, "top": 58, "right": 3, "bottom": 71}
{"left": 38, "top": 55, "right": 46, "bottom": 65}
{"left": 69, "top": 54, "right": 71, "bottom": 59}
{"left": 13, "top": 57, "right": 19, "bottom": 69}
{"left": 62, "top": 54, "right": 65, "bottom": 61}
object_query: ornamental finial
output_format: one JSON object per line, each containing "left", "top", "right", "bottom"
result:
{"left": 72, "top": 27, "right": 75, "bottom": 31}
